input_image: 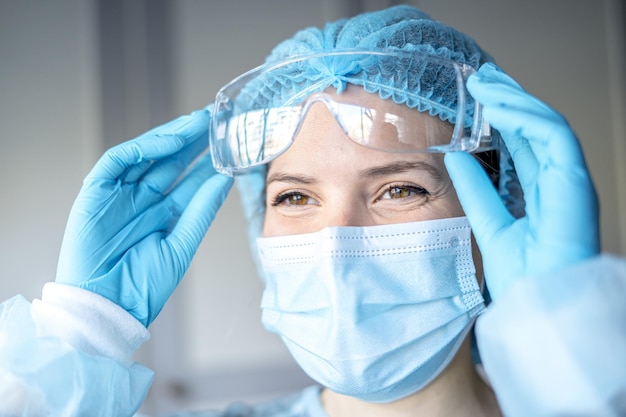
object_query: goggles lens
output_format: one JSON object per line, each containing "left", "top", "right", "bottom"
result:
{"left": 210, "top": 50, "right": 494, "bottom": 176}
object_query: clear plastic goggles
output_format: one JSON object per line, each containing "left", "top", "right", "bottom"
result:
{"left": 210, "top": 50, "right": 495, "bottom": 176}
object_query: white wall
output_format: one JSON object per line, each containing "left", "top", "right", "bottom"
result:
{"left": 0, "top": 0, "right": 624, "bottom": 415}
{"left": 0, "top": 0, "right": 100, "bottom": 302}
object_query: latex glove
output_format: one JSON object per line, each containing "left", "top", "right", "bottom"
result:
{"left": 56, "top": 108, "right": 233, "bottom": 327}
{"left": 444, "top": 63, "right": 600, "bottom": 300}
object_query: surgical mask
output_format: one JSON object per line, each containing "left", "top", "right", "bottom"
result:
{"left": 257, "top": 216, "right": 485, "bottom": 403}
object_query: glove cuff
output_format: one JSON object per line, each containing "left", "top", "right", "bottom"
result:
{"left": 32, "top": 282, "right": 150, "bottom": 366}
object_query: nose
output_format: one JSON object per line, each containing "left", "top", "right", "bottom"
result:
{"left": 320, "top": 198, "right": 375, "bottom": 229}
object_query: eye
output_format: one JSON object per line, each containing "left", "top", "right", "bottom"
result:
{"left": 378, "top": 184, "right": 429, "bottom": 200}
{"left": 271, "top": 191, "right": 318, "bottom": 207}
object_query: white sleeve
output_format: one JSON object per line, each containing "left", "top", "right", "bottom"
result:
{"left": 476, "top": 254, "right": 626, "bottom": 417}
{"left": 0, "top": 282, "right": 154, "bottom": 417}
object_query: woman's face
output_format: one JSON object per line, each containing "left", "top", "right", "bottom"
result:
{"left": 263, "top": 85, "right": 465, "bottom": 237}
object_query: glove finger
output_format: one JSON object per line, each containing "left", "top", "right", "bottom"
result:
{"left": 165, "top": 171, "right": 233, "bottom": 274}
{"left": 62, "top": 198, "right": 176, "bottom": 281}
{"left": 118, "top": 170, "right": 231, "bottom": 327}
{"left": 163, "top": 154, "right": 219, "bottom": 211}
{"left": 497, "top": 133, "right": 539, "bottom": 193}
{"left": 470, "top": 65, "right": 599, "bottom": 255}
{"left": 76, "top": 153, "right": 218, "bottom": 275}
{"left": 469, "top": 64, "right": 586, "bottom": 169}
{"left": 124, "top": 110, "right": 208, "bottom": 184}
{"left": 484, "top": 104, "right": 586, "bottom": 169}
{"left": 468, "top": 63, "right": 535, "bottom": 108}
{"left": 469, "top": 63, "right": 588, "bottom": 219}
{"left": 87, "top": 109, "right": 210, "bottom": 181}
{"left": 131, "top": 133, "right": 209, "bottom": 208}
{"left": 444, "top": 152, "right": 514, "bottom": 248}
{"left": 468, "top": 65, "right": 538, "bottom": 192}
{"left": 483, "top": 104, "right": 592, "bottom": 228}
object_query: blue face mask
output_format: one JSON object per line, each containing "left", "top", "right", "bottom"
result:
{"left": 257, "top": 216, "right": 486, "bottom": 403}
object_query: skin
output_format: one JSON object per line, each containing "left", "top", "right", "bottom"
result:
{"left": 262, "top": 85, "right": 501, "bottom": 417}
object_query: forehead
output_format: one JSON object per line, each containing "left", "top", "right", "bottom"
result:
{"left": 329, "top": 84, "right": 453, "bottom": 124}
{"left": 323, "top": 84, "right": 454, "bottom": 147}
{"left": 267, "top": 85, "right": 453, "bottom": 178}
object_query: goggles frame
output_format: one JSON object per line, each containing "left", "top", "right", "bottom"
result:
{"left": 210, "top": 49, "right": 495, "bottom": 176}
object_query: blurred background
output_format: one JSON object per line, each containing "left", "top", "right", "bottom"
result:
{"left": 1, "top": 0, "right": 624, "bottom": 414}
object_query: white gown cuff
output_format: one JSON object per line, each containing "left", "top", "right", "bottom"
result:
{"left": 31, "top": 282, "right": 150, "bottom": 366}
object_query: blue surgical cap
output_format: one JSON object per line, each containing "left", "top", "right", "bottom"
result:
{"left": 234, "top": 5, "right": 523, "bottom": 270}
{"left": 238, "top": 5, "right": 493, "bottom": 127}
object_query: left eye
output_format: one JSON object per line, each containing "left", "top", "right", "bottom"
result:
{"left": 380, "top": 185, "right": 428, "bottom": 200}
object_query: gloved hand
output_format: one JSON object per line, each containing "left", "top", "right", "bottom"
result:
{"left": 56, "top": 108, "right": 233, "bottom": 327}
{"left": 444, "top": 63, "right": 600, "bottom": 301}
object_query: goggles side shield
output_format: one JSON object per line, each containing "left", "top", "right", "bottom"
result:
{"left": 210, "top": 50, "right": 495, "bottom": 176}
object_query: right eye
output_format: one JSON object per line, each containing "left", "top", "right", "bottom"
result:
{"left": 271, "top": 191, "right": 318, "bottom": 207}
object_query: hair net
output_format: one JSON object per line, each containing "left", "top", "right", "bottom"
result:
{"left": 236, "top": 12, "right": 490, "bottom": 128}
{"left": 234, "top": 5, "right": 524, "bottom": 271}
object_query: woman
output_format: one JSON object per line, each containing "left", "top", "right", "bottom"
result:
{"left": 1, "top": 5, "right": 624, "bottom": 417}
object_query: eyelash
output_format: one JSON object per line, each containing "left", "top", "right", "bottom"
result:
{"left": 379, "top": 183, "right": 429, "bottom": 200}
{"left": 270, "top": 183, "right": 429, "bottom": 207}
{"left": 271, "top": 191, "right": 311, "bottom": 207}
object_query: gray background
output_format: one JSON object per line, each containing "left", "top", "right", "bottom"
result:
{"left": 1, "top": 0, "right": 625, "bottom": 414}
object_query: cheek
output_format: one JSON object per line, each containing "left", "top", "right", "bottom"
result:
{"left": 262, "top": 206, "right": 281, "bottom": 237}
{"left": 262, "top": 208, "right": 316, "bottom": 237}
{"left": 263, "top": 217, "right": 284, "bottom": 237}
{"left": 422, "top": 182, "right": 465, "bottom": 221}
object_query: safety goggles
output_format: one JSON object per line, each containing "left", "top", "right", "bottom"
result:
{"left": 210, "top": 49, "right": 495, "bottom": 176}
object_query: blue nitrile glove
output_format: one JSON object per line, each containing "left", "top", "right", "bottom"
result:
{"left": 56, "top": 108, "right": 233, "bottom": 327}
{"left": 444, "top": 63, "right": 600, "bottom": 301}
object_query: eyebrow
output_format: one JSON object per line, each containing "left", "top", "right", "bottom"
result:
{"left": 266, "top": 161, "right": 442, "bottom": 185}
{"left": 358, "top": 161, "right": 442, "bottom": 180}
{"left": 266, "top": 172, "right": 318, "bottom": 186}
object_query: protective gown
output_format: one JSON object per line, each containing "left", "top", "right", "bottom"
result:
{"left": 0, "top": 255, "right": 625, "bottom": 417}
